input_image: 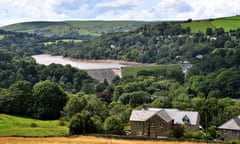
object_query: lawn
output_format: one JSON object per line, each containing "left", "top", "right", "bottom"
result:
{"left": 0, "top": 136, "right": 207, "bottom": 144}
{"left": 0, "top": 114, "right": 68, "bottom": 136}
{"left": 123, "top": 65, "right": 182, "bottom": 77}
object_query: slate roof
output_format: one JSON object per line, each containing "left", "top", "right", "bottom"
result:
{"left": 218, "top": 115, "right": 240, "bottom": 131}
{"left": 174, "top": 111, "right": 199, "bottom": 125}
{"left": 130, "top": 110, "right": 157, "bottom": 121}
{"left": 130, "top": 107, "right": 199, "bottom": 125}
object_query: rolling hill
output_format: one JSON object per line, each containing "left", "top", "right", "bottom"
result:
{"left": 1, "top": 15, "right": 240, "bottom": 38}
{"left": 181, "top": 15, "right": 240, "bottom": 33}
{"left": 0, "top": 21, "right": 162, "bottom": 37}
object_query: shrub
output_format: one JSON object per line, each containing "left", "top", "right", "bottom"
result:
{"left": 103, "top": 116, "right": 123, "bottom": 134}
{"left": 69, "top": 112, "right": 97, "bottom": 135}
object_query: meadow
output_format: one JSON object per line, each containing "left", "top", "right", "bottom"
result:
{"left": 0, "top": 114, "right": 68, "bottom": 137}
{"left": 123, "top": 65, "right": 182, "bottom": 77}
{"left": 181, "top": 15, "right": 240, "bottom": 33}
{"left": 0, "top": 35, "right": 4, "bottom": 40}
{"left": 43, "top": 39, "right": 83, "bottom": 46}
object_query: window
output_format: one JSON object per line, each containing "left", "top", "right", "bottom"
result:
{"left": 160, "top": 123, "right": 164, "bottom": 128}
{"left": 232, "top": 131, "right": 238, "bottom": 137}
{"left": 182, "top": 115, "right": 190, "bottom": 125}
{"left": 222, "top": 130, "right": 227, "bottom": 135}
{"left": 137, "top": 122, "right": 142, "bottom": 126}
{"left": 151, "top": 122, "right": 155, "bottom": 127}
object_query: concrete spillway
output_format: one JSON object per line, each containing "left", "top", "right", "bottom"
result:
{"left": 86, "top": 68, "right": 122, "bottom": 84}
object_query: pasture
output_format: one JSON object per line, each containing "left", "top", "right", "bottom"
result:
{"left": 0, "top": 114, "right": 68, "bottom": 137}
{"left": 123, "top": 65, "right": 182, "bottom": 77}
{"left": 181, "top": 15, "right": 240, "bottom": 33}
{"left": 0, "top": 35, "right": 4, "bottom": 40}
{"left": 43, "top": 39, "right": 83, "bottom": 46}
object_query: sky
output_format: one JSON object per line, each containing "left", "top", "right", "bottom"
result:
{"left": 0, "top": 0, "right": 240, "bottom": 26}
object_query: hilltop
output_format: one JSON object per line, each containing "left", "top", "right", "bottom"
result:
{"left": 0, "top": 21, "right": 161, "bottom": 37}
{"left": 181, "top": 15, "right": 240, "bottom": 33}
{"left": 1, "top": 15, "right": 240, "bottom": 38}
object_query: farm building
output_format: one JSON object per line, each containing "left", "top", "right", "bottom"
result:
{"left": 129, "top": 107, "right": 200, "bottom": 138}
{"left": 218, "top": 115, "right": 240, "bottom": 140}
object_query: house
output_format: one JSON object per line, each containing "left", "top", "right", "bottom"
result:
{"left": 129, "top": 107, "right": 200, "bottom": 138}
{"left": 218, "top": 115, "right": 240, "bottom": 140}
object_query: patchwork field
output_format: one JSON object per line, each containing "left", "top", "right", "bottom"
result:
{"left": 0, "top": 136, "right": 207, "bottom": 144}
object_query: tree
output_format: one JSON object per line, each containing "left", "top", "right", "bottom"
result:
{"left": 103, "top": 115, "right": 123, "bottom": 134}
{"left": 32, "top": 80, "right": 67, "bottom": 119}
{"left": 63, "top": 95, "right": 87, "bottom": 120}
{"left": 0, "top": 81, "right": 33, "bottom": 115}
{"left": 69, "top": 111, "right": 97, "bottom": 135}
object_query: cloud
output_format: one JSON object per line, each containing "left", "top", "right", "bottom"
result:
{"left": 0, "top": 0, "right": 240, "bottom": 26}
{"left": 96, "top": 0, "right": 141, "bottom": 8}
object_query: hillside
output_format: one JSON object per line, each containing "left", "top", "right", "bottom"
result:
{"left": 0, "top": 21, "right": 161, "bottom": 37}
{"left": 0, "top": 114, "right": 68, "bottom": 136}
{"left": 181, "top": 15, "right": 240, "bottom": 33}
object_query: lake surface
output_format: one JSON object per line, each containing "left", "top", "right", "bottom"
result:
{"left": 32, "top": 54, "right": 129, "bottom": 70}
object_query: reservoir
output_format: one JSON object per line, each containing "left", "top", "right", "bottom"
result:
{"left": 32, "top": 54, "right": 128, "bottom": 70}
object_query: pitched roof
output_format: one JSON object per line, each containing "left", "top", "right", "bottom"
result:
{"left": 218, "top": 115, "right": 240, "bottom": 130}
{"left": 130, "top": 110, "right": 157, "bottom": 121}
{"left": 174, "top": 111, "right": 199, "bottom": 125}
{"left": 129, "top": 107, "right": 199, "bottom": 125}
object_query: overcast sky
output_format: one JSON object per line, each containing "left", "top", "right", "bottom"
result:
{"left": 0, "top": 0, "right": 240, "bottom": 26}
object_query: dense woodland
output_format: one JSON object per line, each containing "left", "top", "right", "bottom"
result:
{"left": 0, "top": 22, "right": 240, "bottom": 138}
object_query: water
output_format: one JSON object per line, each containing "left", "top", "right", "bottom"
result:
{"left": 32, "top": 54, "right": 127, "bottom": 70}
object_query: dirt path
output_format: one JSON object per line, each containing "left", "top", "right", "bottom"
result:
{"left": 0, "top": 136, "right": 207, "bottom": 144}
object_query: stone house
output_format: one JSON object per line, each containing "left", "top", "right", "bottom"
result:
{"left": 129, "top": 107, "right": 200, "bottom": 138}
{"left": 218, "top": 115, "right": 240, "bottom": 140}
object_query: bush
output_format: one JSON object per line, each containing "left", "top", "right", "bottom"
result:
{"left": 69, "top": 112, "right": 97, "bottom": 135}
{"left": 171, "top": 125, "right": 185, "bottom": 138}
{"left": 103, "top": 116, "right": 123, "bottom": 134}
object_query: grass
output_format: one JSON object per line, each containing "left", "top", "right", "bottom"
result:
{"left": 181, "top": 20, "right": 215, "bottom": 33}
{"left": 0, "top": 136, "right": 207, "bottom": 144}
{"left": 123, "top": 65, "right": 182, "bottom": 77}
{"left": 0, "top": 114, "right": 68, "bottom": 136}
{"left": 43, "top": 39, "right": 83, "bottom": 46}
{"left": 2, "top": 21, "right": 159, "bottom": 37}
{"left": 0, "top": 35, "right": 4, "bottom": 40}
{"left": 181, "top": 15, "right": 240, "bottom": 33}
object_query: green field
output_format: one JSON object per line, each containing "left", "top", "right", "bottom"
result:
{"left": 0, "top": 114, "right": 68, "bottom": 136}
{"left": 1, "top": 21, "right": 160, "bottom": 37}
{"left": 181, "top": 16, "right": 240, "bottom": 33}
{"left": 123, "top": 65, "right": 182, "bottom": 77}
{"left": 0, "top": 35, "right": 4, "bottom": 40}
{"left": 43, "top": 39, "right": 83, "bottom": 46}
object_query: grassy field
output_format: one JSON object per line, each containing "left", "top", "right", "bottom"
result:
{"left": 0, "top": 35, "right": 4, "bottom": 40}
{"left": 123, "top": 65, "right": 182, "bottom": 77}
{"left": 0, "top": 114, "right": 68, "bottom": 137}
{"left": 1, "top": 21, "right": 160, "bottom": 37}
{"left": 43, "top": 39, "right": 83, "bottom": 46}
{"left": 181, "top": 15, "right": 240, "bottom": 33}
{"left": 0, "top": 136, "right": 207, "bottom": 144}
